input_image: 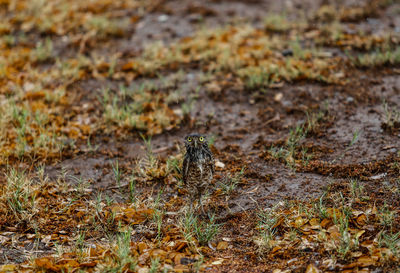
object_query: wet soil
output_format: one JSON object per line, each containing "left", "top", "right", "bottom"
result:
{"left": 49, "top": 0, "right": 399, "bottom": 238}
{"left": 2, "top": 0, "right": 400, "bottom": 270}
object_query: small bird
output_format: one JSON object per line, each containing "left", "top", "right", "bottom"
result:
{"left": 182, "top": 133, "right": 215, "bottom": 209}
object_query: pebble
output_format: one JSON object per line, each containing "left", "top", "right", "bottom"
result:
{"left": 157, "top": 14, "right": 169, "bottom": 22}
{"left": 137, "top": 267, "right": 149, "bottom": 273}
{"left": 217, "top": 241, "right": 228, "bottom": 250}
{"left": 370, "top": 173, "right": 387, "bottom": 180}
{"left": 274, "top": 92, "right": 283, "bottom": 102}
{"left": 215, "top": 160, "right": 225, "bottom": 168}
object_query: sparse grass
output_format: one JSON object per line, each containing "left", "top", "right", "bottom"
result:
{"left": 135, "top": 134, "right": 168, "bottom": 182}
{"left": 217, "top": 167, "right": 245, "bottom": 195}
{"left": 0, "top": 91, "right": 72, "bottom": 162}
{"left": 5, "top": 0, "right": 139, "bottom": 37}
{"left": 287, "top": 125, "right": 307, "bottom": 153}
{"left": 305, "top": 106, "right": 328, "bottom": 134}
{"left": 378, "top": 231, "right": 400, "bottom": 258}
{"left": 300, "top": 147, "right": 313, "bottom": 166}
{"left": 86, "top": 136, "right": 100, "bottom": 153}
{"left": 378, "top": 203, "right": 396, "bottom": 229}
{"left": 352, "top": 46, "right": 400, "bottom": 68}
{"left": 102, "top": 85, "right": 182, "bottom": 135}
{"left": 112, "top": 160, "right": 122, "bottom": 187}
{"left": 181, "top": 92, "right": 197, "bottom": 116}
{"left": 391, "top": 161, "right": 400, "bottom": 175}
{"left": 86, "top": 16, "right": 130, "bottom": 37}
{"left": 268, "top": 145, "right": 286, "bottom": 160}
{"left": 133, "top": 22, "right": 342, "bottom": 85}
{"left": 332, "top": 209, "right": 357, "bottom": 259}
{"left": 104, "top": 228, "right": 137, "bottom": 272}
{"left": 241, "top": 67, "right": 276, "bottom": 92}
{"left": 331, "top": 128, "right": 361, "bottom": 163}
{"left": 313, "top": 194, "right": 328, "bottom": 219}
{"left": 75, "top": 230, "right": 86, "bottom": 259}
{"left": 166, "top": 154, "right": 183, "bottom": 184}
{"left": 256, "top": 206, "right": 279, "bottom": 253}
{"left": 30, "top": 38, "right": 53, "bottom": 63}
{"left": 153, "top": 207, "right": 164, "bottom": 241}
{"left": 72, "top": 176, "right": 91, "bottom": 198}
{"left": 349, "top": 129, "right": 360, "bottom": 146}
{"left": 382, "top": 99, "right": 400, "bottom": 131}
{"left": 147, "top": 190, "right": 165, "bottom": 242}
{"left": 0, "top": 168, "right": 38, "bottom": 221}
{"left": 2, "top": 0, "right": 400, "bottom": 271}
{"left": 181, "top": 209, "right": 220, "bottom": 247}
{"left": 349, "top": 179, "right": 364, "bottom": 200}
{"left": 149, "top": 257, "right": 160, "bottom": 273}
{"left": 264, "top": 13, "right": 291, "bottom": 33}
{"left": 289, "top": 38, "right": 310, "bottom": 60}
{"left": 193, "top": 255, "right": 204, "bottom": 273}
{"left": 251, "top": 183, "right": 400, "bottom": 266}
{"left": 267, "top": 124, "right": 310, "bottom": 168}
{"left": 166, "top": 155, "right": 181, "bottom": 174}
{"left": 128, "top": 176, "right": 137, "bottom": 204}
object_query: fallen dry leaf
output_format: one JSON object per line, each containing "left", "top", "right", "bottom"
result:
{"left": 305, "top": 263, "right": 320, "bottom": 273}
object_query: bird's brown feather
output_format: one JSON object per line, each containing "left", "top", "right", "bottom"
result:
{"left": 182, "top": 134, "right": 214, "bottom": 201}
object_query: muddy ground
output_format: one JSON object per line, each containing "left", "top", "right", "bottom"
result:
{"left": 1, "top": 0, "right": 400, "bottom": 272}
{"left": 46, "top": 0, "right": 400, "bottom": 210}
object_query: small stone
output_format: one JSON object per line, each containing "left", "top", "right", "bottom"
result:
{"left": 138, "top": 242, "right": 148, "bottom": 253}
{"left": 151, "top": 249, "right": 167, "bottom": 259}
{"left": 305, "top": 263, "right": 320, "bottom": 273}
{"left": 173, "top": 108, "right": 183, "bottom": 116}
{"left": 174, "top": 264, "right": 189, "bottom": 273}
{"left": 187, "top": 73, "right": 195, "bottom": 80}
{"left": 180, "top": 257, "right": 197, "bottom": 265}
{"left": 137, "top": 267, "right": 149, "bottom": 273}
{"left": 157, "top": 14, "right": 169, "bottom": 22}
{"left": 206, "top": 82, "right": 221, "bottom": 93}
{"left": 211, "top": 258, "right": 224, "bottom": 265}
{"left": 23, "top": 82, "right": 35, "bottom": 92}
{"left": 274, "top": 92, "right": 283, "bottom": 102}
{"left": 174, "top": 253, "right": 186, "bottom": 265}
{"left": 281, "top": 49, "right": 293, "bottom": 56}
{"left": 162, "top": 264, "right": 174, "bottom": 271}
{"left": 215, "top": 160, "right": 225, "bottom": 169}
{"left": 188, "top": 14, "right": 203, "bottom": 23}
{"left": 217, "top": 241, "right": 228, "bottom": 250}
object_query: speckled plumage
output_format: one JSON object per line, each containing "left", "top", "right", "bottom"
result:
{"left": 182, "top": 133, "right": 214, "bottom": 201}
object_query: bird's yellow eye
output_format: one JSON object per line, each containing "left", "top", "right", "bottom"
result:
{"left": 187, "top": 137, "right": 192, "bottom": 142}
{"left": 199, "top": 136, "right": 204, "bottom": 142}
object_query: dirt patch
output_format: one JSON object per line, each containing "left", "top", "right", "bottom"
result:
{"left": 1, "top": 0, "right": 400, "bottom": 271}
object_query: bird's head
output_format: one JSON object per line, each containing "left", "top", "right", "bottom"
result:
{"left": 184, "top": 133, "right": 208, "bottom": 150}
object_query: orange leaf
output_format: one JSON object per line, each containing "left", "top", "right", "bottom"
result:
{"left": 35, "top": 257, "right": 58, "bottom": 271}
{"left": 356, "top": 256, "right": 375, "bottom": 267}
{"left": 122, "top": 61, "right": 136, "bottom": 71}
{"left": 320, "top": 218, "right": 331, "bottom": 228}
{"left": 174, "top": 253, "right": 186, "bottom": 265}
{"left": 24, "top": 91, "right": 46, "bottom": 100}
{"left": 79, "top": 261, "right": 97, "bottom": 267}
{"left": 216, "top": 241, "right": 228, "bottom": 250}
{"left": 356, "top": 214, "right": 367, "bottom": 226}
{"left": 1, "top": 265, "right": 17, "bottom": 271}
{"left": 305, "top": 263, "right": 320, "bottom": 273}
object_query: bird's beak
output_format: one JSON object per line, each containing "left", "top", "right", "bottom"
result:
{"left": 194, "top": 140, "right": 198, "bottom": 148}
